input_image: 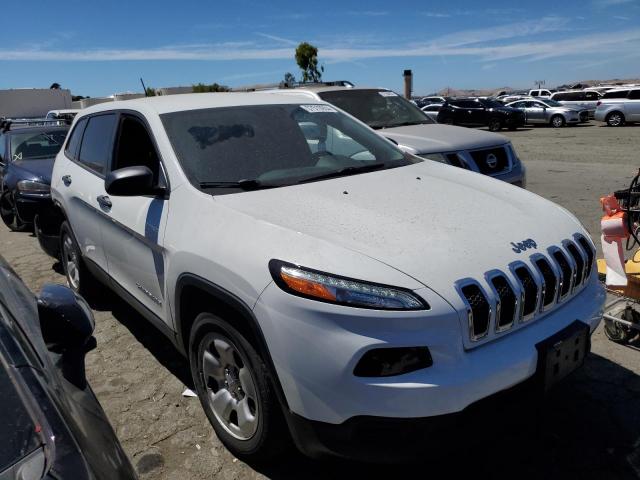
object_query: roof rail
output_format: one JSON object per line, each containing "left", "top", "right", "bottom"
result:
{"left": 0, "top": 117, "right": 70, "bottom": 132}
{"left": 231, "top": 79, "right": 355, "bottom": 92}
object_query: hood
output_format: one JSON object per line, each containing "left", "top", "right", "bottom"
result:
{"left": 216, "top": 161, "right": 585, "bottom": 299}
{"left": 10, "top": 158, "right": 54, "bottom": 184}
{"left": 380, "top": 124, "right": 508, "bottom": 154}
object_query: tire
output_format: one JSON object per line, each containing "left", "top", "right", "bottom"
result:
{"left": 59, "top": 221, "right": 100, "bottom": 298}
{"left": 0, "top": 190, "right": 28, "bottom": 232}
{"left": 189, "top": 313, "right": 289, "bottom": 461}
{"left": 550, "top": 115, "right": 565, "bottom": 128}
{"left": 606, "top": 111, "right": 625, "bottom": 127}
{"left": 488, "top": 119, "right": 502, "bottom": 131}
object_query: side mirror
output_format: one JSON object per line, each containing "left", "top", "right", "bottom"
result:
{"left": 38, "top": 284, "right": 96, "bottom": 388}
{"left": 105, "top": 166, "right": 160, "bottom": 196}
{"left": 38, "top": 284, "right": 95, "bottom": 352}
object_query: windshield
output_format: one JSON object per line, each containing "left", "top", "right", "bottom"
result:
{"left": 161, "top": 104, "right": 416, "bottom": 192}
{"left": 539, "top": 99, "right": 563, "bottom": 107}
{"left": 10, "top": 130, "right": 68, "bottom": 161}
{"left": 479, "top": 99, "right": 506, "bottom": 108}
{"left": 317, "top": 89, "right": 434, "bottom": 129}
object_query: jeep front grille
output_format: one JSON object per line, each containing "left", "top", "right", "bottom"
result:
{"left": 514, "top": 266, "right": 538, "bottom": 320}
{"left": 566, "top": 242, "right": 585, "bottom": 288}
{"left": 576, "top": 236, "right": 594, "bottom": 280}
{"left": 458, "top": 235, "right": 593, "bottom": 344}
{"left": 490, "top": 275, "right": 517, "bottom": 331}
{"left": 460, "top": 284, "right": 491, "bottom": 341}
{"left": 552, "top": 249, "right": 574, "bottom": 299}
{"left": 534, "top": 258, "right": 557, "bottom": 308}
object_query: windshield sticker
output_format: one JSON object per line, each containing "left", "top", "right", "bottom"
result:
{"left": 378, "top": 91, "right": 398, "bottom": 97}
{"left": 300, "top": 105, "right": 337, "bottom": 113}
{"left": 13, "top": 153, "right": 22, "bottom": 161}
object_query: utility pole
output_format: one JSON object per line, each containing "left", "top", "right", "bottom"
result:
{"left": 534, "top": 80, "right": 546, "bottom": 89}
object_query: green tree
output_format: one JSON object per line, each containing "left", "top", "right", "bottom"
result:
{"left": 192, "top": 82, "right": 230, "bottom": 93}
{"left": 283, "top": 72, "right": 296, "bottom": 86}
{"left": 295, "top": 42, "right": 324, "bottom": 83}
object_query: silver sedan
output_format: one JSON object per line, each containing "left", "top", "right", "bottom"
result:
{"left": 506, "top": 98, "right": 588, "bottom": 127}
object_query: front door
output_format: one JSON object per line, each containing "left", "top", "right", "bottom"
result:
{"left": 527, "top": 101, "right": 547, "bottom": 123}
{"left": 100, "top": 114, "right": 170, "bottom": 322}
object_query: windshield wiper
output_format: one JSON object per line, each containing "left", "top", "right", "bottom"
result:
{"left": 199, "top": 179, "right": 278, "bottom": 191}
{"left": 297, "top": 163, "right": 387, "bottom": 184}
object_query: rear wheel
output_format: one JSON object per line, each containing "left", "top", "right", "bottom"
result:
{"left": 550, "top": 115, "right": 565, "bottom": 128}
{"left": 488, "top": 119, "right": 502, "bottom": 131}
{"left": 60, "top": 221, "right": 100, "bottom": 298}
{"left": 606, "top": 111, "right": 625, "bottom": 127}
{"left": 189, "top": 313, "right": 289, "bottom": 461}
{"left": 0, "top": 190, "right": 28, "bottom": 232}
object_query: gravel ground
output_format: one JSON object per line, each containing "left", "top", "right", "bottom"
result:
{"left": 1, "top": 121, "right": 639, "bottom": 479}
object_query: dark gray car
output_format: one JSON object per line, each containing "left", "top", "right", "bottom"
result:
{"left": 507, "top": 98, "right": 588, "bottom": 127}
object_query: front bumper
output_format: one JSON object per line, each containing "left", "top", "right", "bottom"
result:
{"left": 15, "top": 192, "right": 52, "bottom": 224}
{"left": 255, "top": 275, "right": 604, "bottom": 449}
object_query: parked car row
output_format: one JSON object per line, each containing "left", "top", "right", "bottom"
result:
{"left": 1, "top": 85, "right": 604, "bottom": 466}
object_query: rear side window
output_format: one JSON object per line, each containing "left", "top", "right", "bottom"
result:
{"left": 77, "top": 114, "right": 117, "bottom": 176}
{"left": 64, "top": 118, "right": 87, "bottom": 160}
{"left": 628, "top": 90, "right": 640, "bottom": 100}
{"left": 603, "top": 90, "right": 629, "bottom": 99}
{"left": 585, "top": 91, "right": 600, "bottom": 100}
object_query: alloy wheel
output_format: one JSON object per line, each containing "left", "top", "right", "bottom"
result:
{"left": 0, "top": 191, "right": 19, "bottom": 229}
{"left": 62, "top": 234, "right": 80, "bottom": 290}
{"left": 200, "top": 333, "right": 259, "bottom": 441}
{"left": 608, "top": 113, "right": 623, "bottom": 127}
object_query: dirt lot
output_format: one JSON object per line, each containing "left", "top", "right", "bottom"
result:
{"left": 1, "top": 121, "right": 639, "bottom": 479}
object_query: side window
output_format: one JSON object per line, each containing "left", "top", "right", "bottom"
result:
{"left": 531, "top": 91, "right": 539, "bottom": 97}
{"left": 77, "top": 114, "right": 117, "bottom": 176}
{"left": 628, "top": 90, "right": 640, "bottom": 100}
{"left": 585, "top": 91, "right": 599, "bottom": 100}
{"left": 0, "top": 134, "right": 6, "bottom": 163}
{"left": 113, "top": 116, "right": 161, "bottom": 183}
{"left": 603, "top": 90, "right": 630, "bottom": 99}
{"left": 64, "top": 118, "right": 87, "bottom": 160}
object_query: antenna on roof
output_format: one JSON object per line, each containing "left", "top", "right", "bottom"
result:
{"left": 140, "top": 77, "right": 149, "bottom": 97}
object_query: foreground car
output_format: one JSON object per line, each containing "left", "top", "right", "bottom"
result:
{"left": 0, "top": 256, "right": 136, "bottom": 479}
{"left": 507, "top": 98, "right": 588, "bottom": 127}
{"left": 0, "top": 122, "right": 68, "bottom": 231}
{"left": 272, "top": 86, "right": 526, "bottom": 186}
{"left": 40, "top": 93, "right": 603, "bottom": 462}
{"left": 437, "top": 97, "right": 526, "bottom": 131}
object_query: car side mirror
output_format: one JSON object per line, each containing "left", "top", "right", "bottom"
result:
{"left": 105, "top": 166, "right": 162, "bottom": 196}
{"left": 37, "top": 284, "right": 96, "bottom": 387}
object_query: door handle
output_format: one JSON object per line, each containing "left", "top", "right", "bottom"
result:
{"left": 97, "top": 195, "right": 112, "bottom": 210}
{"left": 62, "top": 175, "right": 72, "bottom": 186}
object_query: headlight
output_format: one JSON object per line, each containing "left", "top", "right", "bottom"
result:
{"left": 269, "top": 260, "right": 428, "bottom": 310}
{"left": 418, "top": 153, "right": 448, "bottom": 164}
{"left": 17, "top": 180, "right": 50, "bottom": 194}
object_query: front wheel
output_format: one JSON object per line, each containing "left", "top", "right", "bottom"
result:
{"left": 0, "top": 190, "right": 28, "bottom": 231}
{"left": 550, "top": 115, "right": 565, "bottom": 128}
{"left": 488, "top": 119, "right": 502, "bottom": 131}
{"left": 606, "top": 111, "right": 625, "bottom": 127}
{"left": 189, "top": 313, "right": 289, "bottom": 461}
{"left": 60, "top": 221, "right": 100, "bottom": 298}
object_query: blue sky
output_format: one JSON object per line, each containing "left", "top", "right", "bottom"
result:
{"left": 1, "top": 0, "right": 639, "bottom": 97}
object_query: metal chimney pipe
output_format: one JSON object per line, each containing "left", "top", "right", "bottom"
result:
{"left": 403, "top": 69, "right": 413, "bottom": 99}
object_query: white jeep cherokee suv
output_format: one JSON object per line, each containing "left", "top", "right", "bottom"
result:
{"left": 40, "top": 93, "right": 604, "bottom": 462}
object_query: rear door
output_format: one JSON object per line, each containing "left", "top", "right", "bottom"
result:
{"left": 56, "top": 114, "right": 118, "bottom": 274}
{"left": 100, "top": 113, "right": 171, "bottom": 323}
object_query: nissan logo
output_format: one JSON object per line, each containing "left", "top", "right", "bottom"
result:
{"left": 486, "top": 153, "right": 498, "bottom": 169}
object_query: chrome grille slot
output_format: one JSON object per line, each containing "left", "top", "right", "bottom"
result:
{"left": 514, "top": 266, "right": 538, "bottom": 320}
{"left": 460, "top": 284, "right": 491, "bottom": 341}
{"left": 566, "top": 242, "right": 585, "bottom": 289}
{"left": 576, "top": 236, "right": 594, "bottom": 280}
{"left": 490, "top": 275, "right": 517, "bottom": 332}
{"left": 552, "top": 250, "right": 573, "bottom": 299}
{"left": 535, "top": 258, "right": 557, "bottom": 308}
